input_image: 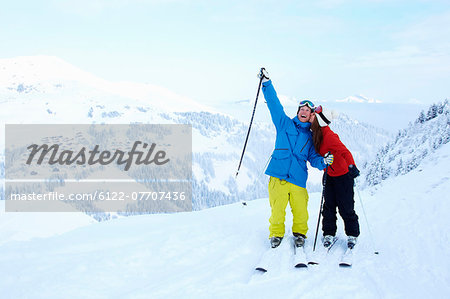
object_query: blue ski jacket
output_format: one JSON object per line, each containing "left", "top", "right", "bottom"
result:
{"left": 262, "top": 80, "right": 326, "bottom": 188}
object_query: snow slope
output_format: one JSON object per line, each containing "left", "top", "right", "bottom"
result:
{"left": 1, "top": 143, "right": 449, "bottom": 298}
{"left": 0, "top": 200, "right": 95, "bottom": 246}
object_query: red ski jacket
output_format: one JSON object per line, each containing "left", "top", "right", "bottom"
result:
{"left": 319, "top": 126, "right": 356, "bottom": 177}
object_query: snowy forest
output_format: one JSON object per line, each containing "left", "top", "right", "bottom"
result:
{"left": 364, "top": 100, "right": 449, "bottom": 187}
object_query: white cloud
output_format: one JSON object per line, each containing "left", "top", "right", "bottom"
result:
{"left": 349, "top": 10, "right": 450, "bottom": 70}
{"left": 349, "top": 46, "right": 434, "bottom": 67}
{"left": 394, "top": 10, "right": 450, "bottom": 45}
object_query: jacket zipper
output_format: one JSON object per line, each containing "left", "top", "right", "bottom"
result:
{"left": 299, "top": 139, "right": 309, "bottom": 153}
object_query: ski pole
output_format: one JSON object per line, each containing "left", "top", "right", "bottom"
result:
{"left": 355, "top": 182, "right": 379, "bottom": 255}
{"left": 235, "top": 68, "right": 264, "bottom": 178}
{"left": 313, "top": 166, "right": 328, "bottom": 251}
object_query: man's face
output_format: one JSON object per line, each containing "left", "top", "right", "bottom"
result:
{"left": 298, "top": 106, "right": 312, "bottom": 123}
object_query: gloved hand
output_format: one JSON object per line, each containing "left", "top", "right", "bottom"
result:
{"left": 324, "top": 152, "right": 334, "bottom": 165}
{"left": 257, "top": 68, "right": 270, "bottom": 83}
{"left": 348, "top": 164, "right": 360, "bottom": 178}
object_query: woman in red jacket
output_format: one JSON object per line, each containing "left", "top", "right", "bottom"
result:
{"left": 310, "top": 106, "right": 361, "bottom": 249}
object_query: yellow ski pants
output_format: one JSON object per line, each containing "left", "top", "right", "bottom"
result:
{"left": 268, "top": 177, "right": 309, "bottom": 238}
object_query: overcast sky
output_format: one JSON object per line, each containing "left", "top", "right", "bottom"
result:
{"left": 1, "top": 0, "right": 449, "bottom": 106}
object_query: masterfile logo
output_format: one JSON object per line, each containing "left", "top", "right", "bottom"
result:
{"left": 5, "top": 124, "right": 192, "bottom": 213}
{"left": 26, "top": 141, "right": 170, "bottom": 171}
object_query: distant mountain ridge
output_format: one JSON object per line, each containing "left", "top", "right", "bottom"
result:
{"left": 337, "top": 94, "right": 382, "bottom": 103}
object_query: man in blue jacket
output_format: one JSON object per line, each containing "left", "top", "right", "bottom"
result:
{"left": 259, "top": 68, "right": 334, "bottom": 248}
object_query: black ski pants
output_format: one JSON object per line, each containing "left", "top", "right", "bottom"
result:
{"left": 322, "top": 173, "right": 360, "bottom": 237}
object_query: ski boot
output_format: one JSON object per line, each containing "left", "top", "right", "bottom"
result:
{"left": 293, "top": 233, "right": 306, "bottom": 248}
{"left": 270, "top": 236, "right": 283, "bottom": 248}
{"left": 347, "top": 236, "right": 357, "bottom": 249}
{"left": 323, "top": 235, "right": 336, "bottom": 249}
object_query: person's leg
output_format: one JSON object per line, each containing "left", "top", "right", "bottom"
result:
{"left": 335, "top": 175, "right": 360, "bottom": 237}
{"left": 321, "top": 175, "right": 338, "bottom": 237}
{"left": 268, "top": 177, "right": 290, "bottom": 238}
{"left": 289, "top": 182, "right": 309, "bottom": 237}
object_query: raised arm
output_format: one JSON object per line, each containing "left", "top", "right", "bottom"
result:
{"left": 261, "top": 80, "right": 290, "bottom": 131}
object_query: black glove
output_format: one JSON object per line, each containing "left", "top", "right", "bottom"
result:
{"left": 348, "top": 165, "right": 360, "bottom": 178}
{"left": 257, "top": 68, "right": 270, "bottom": 83}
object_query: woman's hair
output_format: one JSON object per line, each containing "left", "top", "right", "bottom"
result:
{"left": 310, "top": 116, "right": 323, "bottom": 153}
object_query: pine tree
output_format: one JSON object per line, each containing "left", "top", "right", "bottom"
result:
{"left": 426, "top": 104, "right": 438, "bottom": 120}
{"left": 437, "top": 102, "right": 444, "bottom": 115}
{"left": 417, "top": 111, "right": 426, "bottom": 123}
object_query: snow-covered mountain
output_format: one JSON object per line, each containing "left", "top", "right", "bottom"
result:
{"left": 0, "top": 56, "right": 391, "bottom": 215}
{"left": 337, "top": 94, "right": 382, "bottom": 103}
{"left": 0, "top": 56, "right": 213, "bottom": 113}
{"left": 364, "top": 100, "right": 449, "bottom": 187}
{"left": 1, "top": 141, "right": 449, "bottom": 298}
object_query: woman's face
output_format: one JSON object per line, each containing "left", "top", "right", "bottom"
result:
{"left": 309, "top": 112, "right": 316, "bottom": 123}
{"left": 298, "top": 106, "right": 313, "bottom": 123}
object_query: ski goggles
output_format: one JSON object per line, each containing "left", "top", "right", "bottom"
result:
{"left": 315, "top": 105, "right": 323, "bottom": 113}
{"left": 314, "top": 105, "right": 331, "bottom": 125}
{"left": 298, "top": 100, "right": 315, "bottom": 110}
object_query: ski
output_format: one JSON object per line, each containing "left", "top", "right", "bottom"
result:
{"left": 339, "top": 247, "right": 353, "bottom": 267}
{"left": 255, "top": 247, "right": 276, "bottom": 273}
{"left": 308, "top": 236, "right": 338, "bottom": 265}
{"left": 293, "top": 240, "right": 308, "bottom": 268}
{"left": 255, "top": 238, "right": 287, "bottom": 273}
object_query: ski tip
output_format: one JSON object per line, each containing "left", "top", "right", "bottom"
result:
{"left": 339, "top": 263, "right": 352, "bottom": 268}
{"left": 255, "top": 267, "right": 267, "bottom": 273}
{"left": 295, "top": 263, "right": 308, "bottom": 268}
